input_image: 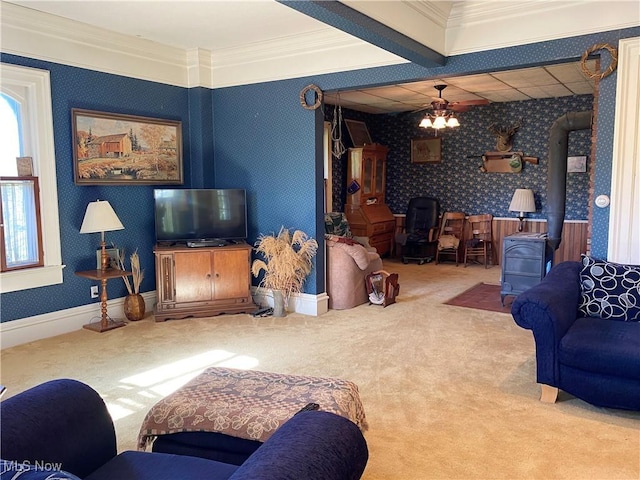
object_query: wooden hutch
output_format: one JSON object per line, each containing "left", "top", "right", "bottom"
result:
{"left": 345, "top": 144, "right": 395, "bottom": 256}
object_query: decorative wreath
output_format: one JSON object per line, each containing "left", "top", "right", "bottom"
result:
{"left": 580, "top": 43, "right": 618, "bottom": 80}
{"left": 299, "top": 84, "right": 323, "bottom": 110}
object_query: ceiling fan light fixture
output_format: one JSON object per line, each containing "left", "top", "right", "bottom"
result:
{"left": 419, "top": 116, "right": 433, "bottom": 128}
{"left": 417, "top": 84, "right": 466, "bottom": 131}
{"left": 432, "top": 115, "right": 447, "bottom": 129}
{"left": 447, "top": 116, "right": 460, "bottom": 128}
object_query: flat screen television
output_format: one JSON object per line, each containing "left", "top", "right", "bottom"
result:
{"left": 154, "top": 188, "right": 247, "bottom": 245}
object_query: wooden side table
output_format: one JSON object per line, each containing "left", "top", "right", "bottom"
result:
{"left": 76, "top": 269, "right": 132, "bottom": 332}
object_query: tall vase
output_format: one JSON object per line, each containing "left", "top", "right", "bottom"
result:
{"left": 272, "top": 290, "right": 287, "bottom": 317}
{"left": 124, "top": 293, "right": 145, "bottom": 321}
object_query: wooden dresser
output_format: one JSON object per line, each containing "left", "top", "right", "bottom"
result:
{"left": 344, "top": 144, "right": 395, "bottom": 256}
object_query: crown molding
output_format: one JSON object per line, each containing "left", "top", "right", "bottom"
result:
{"left": 1, "top": 2, "right": 189, "bottom": 86}
{"left": 0, "top": 2, "right": 404, "bottom": 89}
{"left": 445, "top": 1, "right": 640, "bottom": 55}
{"left": 404, "top": 1, "right": 452, "bottom": 28}
{"left": 2, "top": 1, "right": 637, "bottom": 88}
{"left": 210, "top": 28, "right": 405, "bottom": 88}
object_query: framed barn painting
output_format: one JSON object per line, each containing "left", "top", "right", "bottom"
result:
{"left": 411, "top": 138, "right": 441, "bottom": 164}
{"left": 72, "top": 109, "right": 183, "bottom": 185}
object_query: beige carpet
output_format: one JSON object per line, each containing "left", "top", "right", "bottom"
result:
{"left": 1, "top": 259, "right": 639, "bottom": 479}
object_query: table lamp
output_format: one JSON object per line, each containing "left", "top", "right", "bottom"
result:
{"left": 80, "top": 200, "right": 124, "bottom": 271}
{"left": 509, "top": 189, "right": 536, "bottom": 232}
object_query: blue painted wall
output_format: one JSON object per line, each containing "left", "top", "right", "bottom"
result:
{"left": 1, "top": 26, "right": 638, "bottom": 323}
{"left": 0, "top": 54, "right": 191, "bottom": 322}
{"left": 328, "top": 95, "right": 593, "bottom": 220}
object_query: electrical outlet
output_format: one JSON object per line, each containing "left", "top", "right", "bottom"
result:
{"left": 90, "top": 285, "right": 99, "bottom": 299}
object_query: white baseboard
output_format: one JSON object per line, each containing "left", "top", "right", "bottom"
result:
{"left": 0, "top": 291, "right": 156, "bottom": 349}
{"left": 251, "top": 287, "right": 329, "bottom": 317}
{"left": 1, "top": 289, "right": 329, "bottom": 348}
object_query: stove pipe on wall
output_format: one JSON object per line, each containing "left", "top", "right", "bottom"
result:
{"left": 546, "top": 111, "right": 593, "bottom": 251}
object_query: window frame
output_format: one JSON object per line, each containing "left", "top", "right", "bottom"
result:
{"left": 0, "top": 64, "right": 63, "bottom": 293}
{"left": 1, "top": 176, "right": 45, "bottom": 271}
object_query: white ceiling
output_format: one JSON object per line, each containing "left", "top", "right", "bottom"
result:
{"left": 4, "top": 1, "right": 634, "bottom": 110}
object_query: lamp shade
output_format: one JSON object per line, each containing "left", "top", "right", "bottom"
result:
{"left": 80, "top": 200, "right": 124, "bottom": 234}
{"left": 509, "top": 189, "right": 536, "bottom": 214}
{"left": 419, "top": 116, "right": 433, "bottom": 128}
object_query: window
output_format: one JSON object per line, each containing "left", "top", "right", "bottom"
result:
{"left": 0, "top": 64, "right": 62, "bottom": 293}
{"left": 1, "top": 176, "right": 44, "bottom": 270}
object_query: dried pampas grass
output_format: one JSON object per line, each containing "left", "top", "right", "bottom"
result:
{"left": 118, "top": 249, "right": 144, "bottom": 294}
{"left": 251, "top": 227, "right": 318, "bottom": 300}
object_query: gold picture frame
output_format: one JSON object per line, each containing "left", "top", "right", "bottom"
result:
{"left": 411, "top": 138, "right": 442, "bottom": 163}
{"left": 72, "top": 109, "right": 183, "bottom": 185}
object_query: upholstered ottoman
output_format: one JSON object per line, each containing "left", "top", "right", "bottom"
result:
{"left": 138, "top": 367, "right": 368, "bottom": 464}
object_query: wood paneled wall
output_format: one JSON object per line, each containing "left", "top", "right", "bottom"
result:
{"left": 491, "top": 219, "right": 589, "bottom": 266}
{"left": 394, "top": 215, "right": 589, "bottom": 266}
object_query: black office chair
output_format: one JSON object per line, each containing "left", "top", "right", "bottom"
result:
{"left": 397, "top": 197, "right": 440, "bottom": 264}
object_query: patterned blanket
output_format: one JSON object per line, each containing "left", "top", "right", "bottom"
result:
{"left": 137, "top": 367, "right": 368, "bottom": 450}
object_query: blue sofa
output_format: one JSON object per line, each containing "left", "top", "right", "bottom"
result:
{"left": 0, "top": 379, "right": 368, "bottom": 480}
{"left": 511, "top": 260, "right": 640, "bottom": 410}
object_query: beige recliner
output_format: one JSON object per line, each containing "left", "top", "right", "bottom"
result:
{"left": 324, "top": 212, "right": 383, "bottom": 309}
{"left": 325, "top": 234, "right": 383, "bottom": 310}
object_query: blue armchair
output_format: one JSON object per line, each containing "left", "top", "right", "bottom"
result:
{"left": 1, "top": 379, "right": 369, "bottom": 479}
{"left": 511, "top": 261, "right": 640, "bottom": 410}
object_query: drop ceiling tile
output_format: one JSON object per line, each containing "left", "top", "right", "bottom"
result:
{"left": 333, "top": 90, "right": 387, "bottom": 103}
{"left": 492, "top": 67, "right": 557, "bottom": 88}
{"left": 546, "top": 62, "right": 595, "bottom": 84}
{"left": 564, "top": 81, "right": 594, "bottom": 95}
{"left": 324, "top": 61, "right": 592, "bottom": 114}
{"left": 446, "top": 74, "right": 508, "bottom": 91}
{"left": 481, "top": 90, "right": 531, "bottom": 102}
{"left": 363, "top": 86, "right": 429, "bottom": 100}
{"left": 519, "top": 84, "right": 573, "bottom": 98}
{"left": 400, "top": 80, "right": 448, "bottom": 93}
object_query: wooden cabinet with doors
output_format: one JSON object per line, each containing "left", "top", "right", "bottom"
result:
{"left": 345, "top": 144, "right": 395, "bottom": 256}
{"left": 154, "top": 243, "right": 254, "bottom": 321}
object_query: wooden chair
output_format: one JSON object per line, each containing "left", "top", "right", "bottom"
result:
{"left": 435, "top": 212, "right": 465, "bottom": 266}
{"left": 464, "top": 214, "right": 493, "bottom": 268}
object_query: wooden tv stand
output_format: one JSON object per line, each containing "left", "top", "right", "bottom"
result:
{"left": 154, "top": 243, "right": 255, "bottom": 322}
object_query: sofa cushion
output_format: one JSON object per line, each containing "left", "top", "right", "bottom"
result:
{"left": 559, "top": 317, "right": 640, "bottom": 380}
{"left": 84, "top": 451, "right": 238, "bottom": 480}
{"left": 578, "top": 255, "right": 640, "bottom": 322}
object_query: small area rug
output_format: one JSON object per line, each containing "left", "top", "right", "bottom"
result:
{"left": 444, "top": 282, "right": 513, "bottom": 313}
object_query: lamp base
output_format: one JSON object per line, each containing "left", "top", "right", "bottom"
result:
{"left": 517, "top": 217, "right": 525, "bottom": 232}
{"left": 83, "top": 319, "right": 126, "bottom": 333}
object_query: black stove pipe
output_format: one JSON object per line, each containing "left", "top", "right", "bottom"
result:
{"left": 547, "top": 111, "right": 593, "bottom": 250}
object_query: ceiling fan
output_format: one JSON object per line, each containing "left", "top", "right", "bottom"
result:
{"left": 415, "top": 84, "right": 490, "bottom": 114}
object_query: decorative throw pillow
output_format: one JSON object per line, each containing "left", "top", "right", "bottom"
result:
{"left": 578, "top": 255, "right": 640, "bottom": 322}
{"left": 324, "top": 213, "right": 353, "bottom": 238}
{"left": 437, "top": 234, "right": 459, "bottom": 250}
{"left": 325, "top": 234, "right": 357, "bottom": 246}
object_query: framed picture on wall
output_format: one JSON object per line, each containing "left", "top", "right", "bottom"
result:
{"left": 344, "top": 119, "right": 373, "bottom": 147}
{"left": 567, "top": 155, "right": 587, "bottom": 173}
{"left": 72, "top": 109, "right": 183, "bottom": 185}
{"left": 411, "top": 138, "right": 441, "bottom": 163}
